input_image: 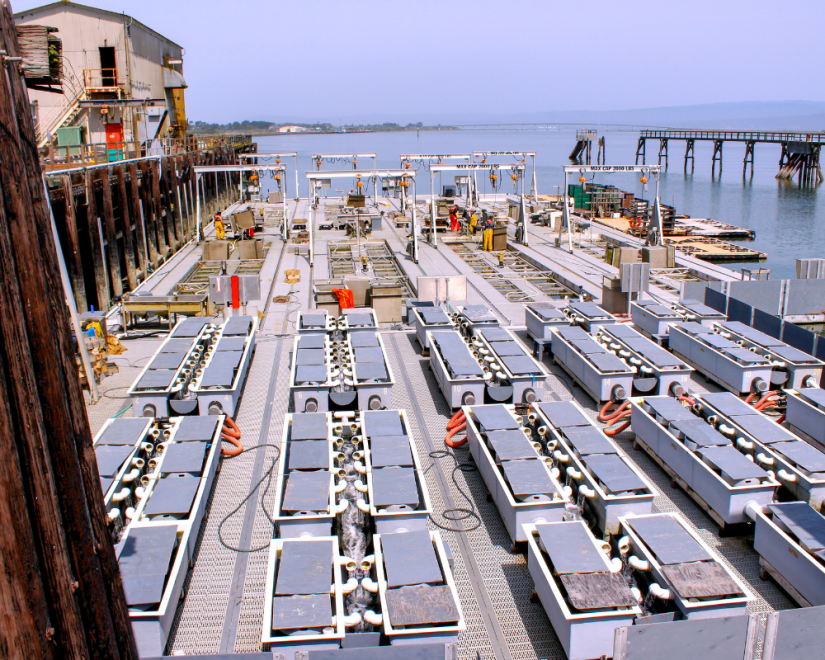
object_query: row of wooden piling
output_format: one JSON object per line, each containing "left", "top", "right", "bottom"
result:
{"left": 48, "top": 143, "right": 255, "bottom": 313}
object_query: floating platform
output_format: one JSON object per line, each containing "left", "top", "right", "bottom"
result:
{"left": 592, "top": 215, "right": 755, "bottom": 240}
{"left": 662, "top": 236, "right": 766, "bottom": 262}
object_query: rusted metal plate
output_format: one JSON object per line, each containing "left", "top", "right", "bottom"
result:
{"left": 559, "top": 572, "right": 637, "bottom": 611}
{"left": 661, "top": 561, "right": 742, "bottom": 599}
{"left": 385, "top": 584, "right": 459, "bottom": 627}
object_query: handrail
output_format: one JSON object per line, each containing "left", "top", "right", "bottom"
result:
{"left": 83, "top": 67, "right": 123, "bottom": 89}
{"left": 640, "top": 129, "right": 825, "bottom": 143}
{"left": 40, "top": 134, "right": 254, "bottom": 170}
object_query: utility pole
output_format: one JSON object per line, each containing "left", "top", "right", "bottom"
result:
{"left": 0, "top": 3, "right": 137, "bottom": 657}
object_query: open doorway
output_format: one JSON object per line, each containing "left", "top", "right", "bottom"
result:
{"left": 99, "top": 46, "right": 116, "bottom": 87}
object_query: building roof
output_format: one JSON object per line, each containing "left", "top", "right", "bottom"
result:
{"left": 14, "top": 1, "right": 183, "bottom": 49}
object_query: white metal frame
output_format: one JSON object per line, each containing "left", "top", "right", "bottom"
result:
{"left": 559, "top": 165, "right": 662, "bottom": 253}
{"left": 193, "top": 164, "right": 288, "bottom": 241}
{"left": 312, "top": 153, "right": 377, "bottom": 171}
{"left": 401, "top": 154, "right": 474, "bottom": 206}
{"left": 429, "top": 163, "right": 527, "bottom": 248}
{"left": 305, "top": 170, "right": 418, "bottom": 265}
{"left": 239, "top": 152, "right": 298, "bottom": 201}
{"left": 474, "top": 151, "right": 539, "bottom": 204}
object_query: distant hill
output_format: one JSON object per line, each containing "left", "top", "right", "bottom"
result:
{"left": 250, "top": 102, "right": 825, "bottom": 132}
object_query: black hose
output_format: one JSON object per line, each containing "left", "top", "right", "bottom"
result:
{"left": 217, "top": 443, "right": 281, "bottom": 553}
{"left": 427, "top": 449, "right": 481, "bottom": 532}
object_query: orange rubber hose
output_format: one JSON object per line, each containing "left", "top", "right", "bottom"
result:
{"left": 599, "top": 400, "right": 630, "bottom": 422}
{"left": 754, "top": 391, "right": 780, "bottom": 410}
{"left": 445, "top": 422, "right": 468, "bottom": 447}
{"left": 222, "top": 416, "right": 241, "bottom": 438}
{"left": 221, "top": 416, "right": 244, "bottom": 456}
{"left": 604, "top": 419, "right": 632, "bottom": 436}
{"left": 447, "top": 411, "right": 466, "bottom": 430}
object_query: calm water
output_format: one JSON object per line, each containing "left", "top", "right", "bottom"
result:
{"left": 255, "top": 130, "right": 824, "bottom": 279}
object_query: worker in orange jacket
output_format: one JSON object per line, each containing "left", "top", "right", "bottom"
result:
{"left": 449, "top": 205, "right": 459, "bottom": 232}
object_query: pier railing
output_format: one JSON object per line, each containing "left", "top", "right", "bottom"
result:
{"left": 640, "top": 129, "right": 825, "bottom": 144}
{"left": 41, "top": 134, "right": 253, "bottom": 171}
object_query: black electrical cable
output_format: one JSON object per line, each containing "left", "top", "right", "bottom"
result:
{"left": 119, "top": 330, "right": 170, "bottom": 340}
{"left": 101, "top": 386, "right": 133, "bottom": 400}
{"left": 217, "top": 443, "right": 281, "bottom": 553}
{"left": 427, "top": 449, "right": 481, "bottom": 532}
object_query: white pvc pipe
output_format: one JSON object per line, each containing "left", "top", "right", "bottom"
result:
{"left": 566, "top": 466, "right": 582, "bottom": 480}
{"left": 579, "top": 485, "right": 596, "bottom": 498}
{"left": 756, "top": 453, "right": 775, "bottom": 466}
{"left": 736, "top": 438, "right": 754, "bottom": 450}
{"left": 618, "top": 536, "right": 632, "bottom": 554}
{"left": 354, "top": 480, "right": 369, "bottom": 494}
{"left": 628, "top": 555, "right": 650, "bottom": 571}
{"left": 363, "top": 610, "right": 383, "bottom": 626}
{"left": 745, "top": 500, "right": 765, "bottom": 521}
{"left": 333, "top": 499, "right": 349, "bottom": 514}
{"left": 553, "top": 450, "right": 569, "bottom": 463}
{"left": 356, "top": 499, "right": 370, "bottom": 513}
{"left": 777, "top": 469, "right": 797, "bottom": 483}
{"left": 334, "top": 613, "right": 362, "bottom": 628}
{"left": 361, "top": 577, "right": 379, "bottom": 593}
{"left": 334, "top": 480, "right": 348, "bottom": 494}
{"left": 648, "top": 582, "right": 673, "bottom": 600}
{"left": 353, "top": 461, "right": 367, "bottom": 475}
{"left": 609, "top": 557, "right": 623, "bottom": 573}
{"left": 342, "top": 577, "right": 359, "bottom": 594}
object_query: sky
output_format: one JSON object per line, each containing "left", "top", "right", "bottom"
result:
{"left": 12, "top": 0, "right": 825, "bottom": 124}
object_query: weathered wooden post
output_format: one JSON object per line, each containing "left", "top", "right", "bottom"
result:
{"left": 0, "top": 3, "right": 138, "bottom": 657}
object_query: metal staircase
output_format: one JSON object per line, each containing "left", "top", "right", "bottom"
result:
{"left": 35, "top": 64, "right": 85, "bottom": 147}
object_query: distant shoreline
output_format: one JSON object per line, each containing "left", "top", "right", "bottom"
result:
{"left": 189, "top": 127, "right": 458, "bottom": 137}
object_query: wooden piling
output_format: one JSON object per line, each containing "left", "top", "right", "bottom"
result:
{"left": 138, "top": 160, "right": 159, "bottom": 266}
{"left": 84, "top": 170, "right": 110, "bottom": 310}
{"left": 149, "top": 160, "right": 168, "bottom": 258}
{"left": 126, "top": 162, "right": 147, "bottom": 276}
{"left": 60, "top": 174, "right": 88, "bottom": 312}
{"left": 0, "top": 4, "right": 138, "bottom": 655}
{"left": 96, "top": 167, "right": 122, "bottom": 297}
{"left": 114, "top": 165, "right": 137, "bottom": 290}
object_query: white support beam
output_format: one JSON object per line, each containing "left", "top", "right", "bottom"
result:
{"left": 562, "top": 165, "right": 661, "bottom": 174}
{"left": 194, "top": 164, "right": 286, "bottom": 241}
{"left": 305, "top": 169, "right": 417, "bottom": 266}
{"left": 239, "top": 153, "right": 299, "bottom": 199}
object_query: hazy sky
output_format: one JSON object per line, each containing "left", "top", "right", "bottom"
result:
{"left": 12, "top": 0, "right": 825, "bottom": 123}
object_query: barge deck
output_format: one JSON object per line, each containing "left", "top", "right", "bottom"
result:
{"left": 88, "top": 193, "right": 794, "bottom": 659}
